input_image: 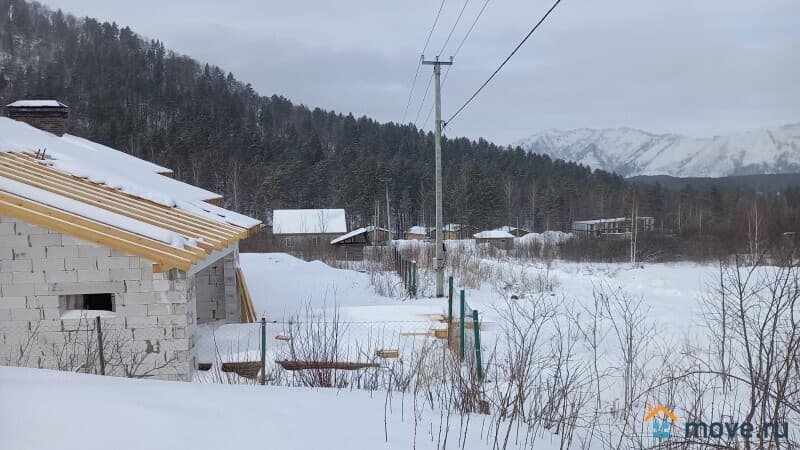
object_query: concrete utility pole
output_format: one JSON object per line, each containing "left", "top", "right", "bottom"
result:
{"left": 422, "top": 56, "right": 452, "bottom": 298}
{"left": 383, "top": 178, "right": 392, "bottom": 240}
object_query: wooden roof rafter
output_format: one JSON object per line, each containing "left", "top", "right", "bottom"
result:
{"left": 0, "top": 152, "right": 248, "bottom": 245}
{"left": 1, "top": 152, "right": 244, "bottom": 242}
{"left": 0, "top": 151, "right": 258, "bottom": 272}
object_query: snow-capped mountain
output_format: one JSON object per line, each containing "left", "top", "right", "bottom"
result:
{"left": 517, "top": 123, "right": 800, "bottom": 177}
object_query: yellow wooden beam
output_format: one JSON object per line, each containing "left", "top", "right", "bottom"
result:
{"left": 0, "top": 191, "right": 195, "bottom": 270}
{"left": 0, "top": 153, "right": 245, "bottom": 248}
{"left": 0, "top": 153, "right": 243, "bottom": 239}
{"left": 4, "top": 153, "right": 245, "bottom": 237}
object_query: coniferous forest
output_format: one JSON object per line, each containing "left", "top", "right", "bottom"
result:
{"left": 1, "top": 0, "right": 799, "bottom": 255}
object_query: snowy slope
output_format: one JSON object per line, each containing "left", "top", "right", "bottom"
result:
{"left": 517, "top": 123, "right": 800, "bottom": 177}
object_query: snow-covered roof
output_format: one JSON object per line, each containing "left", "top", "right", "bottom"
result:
{"left": 431, "top": 224, "right": 474, "bottom": 232}
{"left": 473, "top": 230, "right": 514, "bottom": 239}
{"left": 0, "top": 117, "right": 261, "bottom": 272}
{"left": 273, "top": 209, "right": 347, "bottom": 235}
{"left": 406, "top": 226, "right": 428, "bottom": 235}
{"left": 497, "top": 226, "right": 529, "bottom": 233}
{"left": 6, "top": 100, "right": 67, "bottom": 108}
{"left": 330, "top": 226, "right": 389, "bottom": 244}
{"left": 572, "top": 217, "right": 627, "bottom": 225}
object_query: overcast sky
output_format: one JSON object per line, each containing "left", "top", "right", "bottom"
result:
{"left": 41, "top": 0, "right": 799, "bottom": 144}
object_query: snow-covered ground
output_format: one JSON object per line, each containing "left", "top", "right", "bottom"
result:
{"left": 227, "top": 252, "right": 714, "bottom": 367}
{"left": 0, "top": 366, "right": 502, "bottom": 450}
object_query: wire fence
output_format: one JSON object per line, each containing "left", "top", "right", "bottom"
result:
{"left": 1, "top": 313, "right": 190, "bottom": 380}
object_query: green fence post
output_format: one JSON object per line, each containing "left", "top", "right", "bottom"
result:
{"left": 260, "top": 317, "right": 266, "bottom": 385}
{"left": 472, "top": 310, "right": 483, "bottom": 380}
{"left": 459, "top": 290, "right": 466, "bottom": 362}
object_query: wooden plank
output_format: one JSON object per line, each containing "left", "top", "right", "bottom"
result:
{"left": 236, "top": 267, "right": 257, "bottom": 323}
{"left": 0, "top": 164, "right": 231, "bottom": 251}
{"left": 0, "top": 155, "right": 238, "bottom": 250}
{"left": 2, "top": 153, "right": 246, "bottom": 240}
{"left": 276, "top": 360, "right": 380, "bottom": 371}
{"left": 0, "top": 193, "right": 193, "bottom": 270}
{"left": 0, "top": 155, "right": 238, "bottom": 243}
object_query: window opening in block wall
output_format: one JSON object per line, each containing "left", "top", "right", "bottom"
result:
{"left": 62, "top": 293, "right": 115, "bottom": 312}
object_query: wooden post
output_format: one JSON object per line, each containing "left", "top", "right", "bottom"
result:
{"left": 95, "top": 315, "right": 105, "bottom": 376}
{"left": 260, "top": 317, "right": 266, "bottom": 385}
{"left": 472, "top": 310, "right": 483, "bottom": 380}
{"left": 459, "top": 290, "right": 466, "bottom": 362}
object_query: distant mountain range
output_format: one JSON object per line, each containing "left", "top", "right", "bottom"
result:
{"left": 517, "top": 123, "right": 800, "bottom": 178}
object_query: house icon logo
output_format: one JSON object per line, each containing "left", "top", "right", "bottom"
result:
{"left": 645, "top": 405, "right": 677, "bottom": 439}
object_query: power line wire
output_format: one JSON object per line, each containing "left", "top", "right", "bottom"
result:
{"left": 413, "top": 72, "right": 435, "bottom": 127}
{"left": 445, "top": 0, "right": 563, "bottom": 127}
{"left": 422, "top": 0, "right": 492, "bottom": 128}
{"left": 437, "top": 0, "right": 471, "bottom": 56}
{"left": 401, "top": 0, "right": 448, "bottom": 123}
{"left": 451, "top": 0, "right": 491, "bottom": 60}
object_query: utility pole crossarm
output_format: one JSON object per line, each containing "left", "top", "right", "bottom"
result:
{"left": 421, "top": 55, "right": 452, "bottom": 298}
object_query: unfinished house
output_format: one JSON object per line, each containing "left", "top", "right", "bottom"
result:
{"left": 0, "top": 100, "right": 260, "bottom": 381}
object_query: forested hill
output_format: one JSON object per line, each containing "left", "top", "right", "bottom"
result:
{"left": 2, "top": 0, "right": 624, "bottom": 231}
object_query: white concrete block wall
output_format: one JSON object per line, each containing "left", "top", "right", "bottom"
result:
{"left": 0, "top": 215, "right": 207, "bottom": 381}
{"left": 223, "top": 251, "right": 240, "bottom": 321}
{"left": 194, "top": 260, "right": 226, "bottom": 324}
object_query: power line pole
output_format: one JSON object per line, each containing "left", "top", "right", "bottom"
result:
{"left": 422, "top": 55, "right": 452, "bottom": 298}
{"left": 383, "top": 178, "right": 392, "bottom": 240}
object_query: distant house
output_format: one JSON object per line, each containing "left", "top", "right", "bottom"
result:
{"left": 331, "top": 226, "right": 391, "bottom": 260}
{"left": 0, "top": 100, "right": 261, "bottom": 381}
{"left": 405, "top": 226, "right": 428, "bottom": 240}
{"left": 272, "top": 209, "right": 347, "bottom": 249}
{"left": 331, "top": 226, "right": 391, "bottom": 246}
{"left": 474, "top": 230, "right": 515, "bottom": 250}
{"left": 498, "top": 226, "right": 530, "bottom": 237}
{"left": 429, "top": 224, "right": 480, "bottom": 240}
{"left": 572, "top": 217, "right": 655, "bottom": 236}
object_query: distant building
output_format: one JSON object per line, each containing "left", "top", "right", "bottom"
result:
{"left": 429, "top": 224, "right": 480, "bottom": 240}
{"left": 331, "top": 226, "right": 391, "bottom": 246}
{"left": 405, "top": 226, "right": 428, "bottom": 240}
{"left": 497, "top": 226, "right": 530, "bottom": 237}
{"left": 272, "top": 209, "right": 347, "bottom": 250}
{"left": 331, "top": 226, "right": 391, "bottom": 260}
{"left": 5, "top": 99, "right": 69, "bottom": 136}
{"left": 473, "top": 230, "right": 515, "bottom": 250}
{"left": 572, "top": 217, "right": 655, "bottom": 236}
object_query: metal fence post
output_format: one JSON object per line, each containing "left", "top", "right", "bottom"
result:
{"left": 447, "top": 276, "right": 453, "bottom": 323}
{"left": 95, "top": 315, "right": 105, "bottom": 376}
{"left": 472, "top": 310, "right": 483, "bottom": 380}
{"left": 411, "top": 260, "right": 417, "bottom": 297}
{"left": 406, "top": 259, "right": 411, "bottom": 294}
{"left": 260, "top": 317, "right": 266, "bottom": 385}
{"left": 459, "top": 289, "right": 465, "bottom": 362}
